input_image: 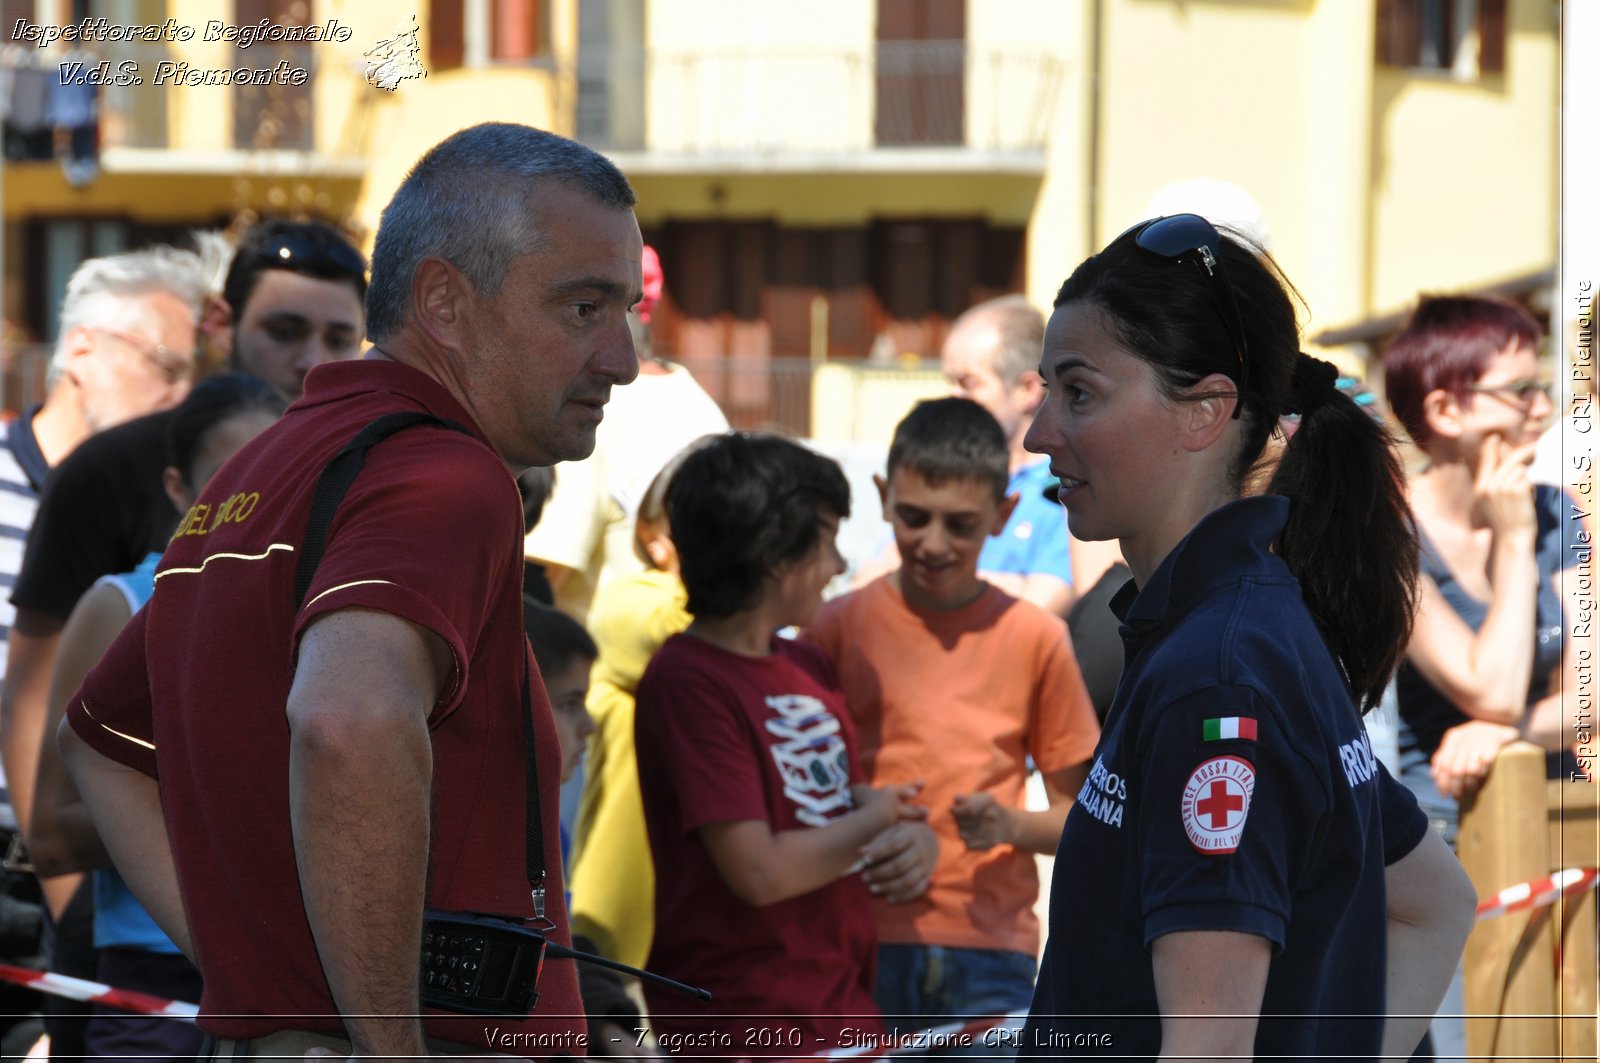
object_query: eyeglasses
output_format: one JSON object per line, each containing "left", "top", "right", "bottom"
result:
{"left": 1119, "top": 214, "right": 1251, "bottom": 418}
{"left": 91, "top": 327, "right": 195, "bottom": 386}
{"left": 1467, "top": 378, "right": 1553, "bottom": 407}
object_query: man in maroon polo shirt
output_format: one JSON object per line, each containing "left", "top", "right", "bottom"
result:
{"left": 58, "top": 123, "right": 642, "bottom": 1060}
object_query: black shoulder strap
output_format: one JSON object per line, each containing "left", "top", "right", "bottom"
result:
{"left": 294, "top": 411, "right": 469, "bottom": 610}
{"left": 293, "top": 411, "right": 551, "bottom": 920}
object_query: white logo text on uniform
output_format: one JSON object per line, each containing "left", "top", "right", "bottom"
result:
{"left": 1338, "top": 732, "right": 1380, "bottom": 789}
{"left": 1076, "top": 755, "right": 1128, "bottom": 828}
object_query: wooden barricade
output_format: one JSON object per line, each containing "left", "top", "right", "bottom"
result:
{"left": 1456, "top": 741, "right": 1599, "bottom": 1063}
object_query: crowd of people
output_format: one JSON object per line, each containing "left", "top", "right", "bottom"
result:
{"left": 0, "top": 120, "right": 1580, "bottom": 1063}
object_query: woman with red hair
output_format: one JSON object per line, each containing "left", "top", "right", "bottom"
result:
{"left": 1384, "top": 294, "right": 1579, "bottom": 830}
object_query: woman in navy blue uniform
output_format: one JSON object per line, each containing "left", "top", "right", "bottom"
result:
{"left": 1020, "top": 215, "right": 1477, "bottom": 1061}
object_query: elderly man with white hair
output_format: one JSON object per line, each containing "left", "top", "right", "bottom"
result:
{"left": 0, "top": 245, "right": 202, "bottom": 1057}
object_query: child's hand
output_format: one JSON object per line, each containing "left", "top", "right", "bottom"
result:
{"left": 850, "top": 780, "right": 928, "bottom": 829}
{"left": 951, "top": 792, "right": 1013, "bottom": 851}
{"left": 890, "top": 780, "right": 928, "bottom": 821}
{"left": 858, "top": 820, "right": 938, "bottom": 903}
{"left": 849, "top": 783, "right": 902, "bottom": 834}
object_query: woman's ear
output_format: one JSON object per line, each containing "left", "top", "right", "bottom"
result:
{"left": 1179, "top": 372, "right": 1238, "bottom": 453}
{"left": 1420, "top": 388, "right": 1464, "bottom": 443}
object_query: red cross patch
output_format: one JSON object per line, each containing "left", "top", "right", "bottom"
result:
{"left": 1181, "top": 756, "right": 1255, "bottom": 854}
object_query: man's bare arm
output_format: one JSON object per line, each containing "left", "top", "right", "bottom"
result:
{"left": 287, "top": 608, "right": 451, "bottom": 1061}
{"left": 33, "top": 585, "right": 136, "bottom": 879}
{"left": 1, "top": 610, "right": 66, "bottom": 855}
{"left": 58, "top": 717, "right": 191, "bottom": 957}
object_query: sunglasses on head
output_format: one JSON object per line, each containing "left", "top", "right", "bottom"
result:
{"left": 1118, "top": 214, "right": 1251, "bottom": 418}
{"left": 257, "top": 231, "right": 367, "bottom": 278}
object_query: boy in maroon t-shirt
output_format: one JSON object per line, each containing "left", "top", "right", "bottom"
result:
{"left": 635, "top": 433, "right": 936, "bottom": 1052}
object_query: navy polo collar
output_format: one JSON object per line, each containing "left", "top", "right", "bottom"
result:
{"left": 1110, "top": 494, "right": 1291, "bottom": 629}
{"left": 7, "top": 404, "right": 50, "bottom": 491}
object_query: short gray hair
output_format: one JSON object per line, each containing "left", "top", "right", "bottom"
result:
{"left": 51, "top": 246, "right": 208, "bottom": 382}
{"left": 366, "top": 123, "right": 636, "bottom": 342}
{"left": 954, "top": 294, "right": 1044, "bottom": 387}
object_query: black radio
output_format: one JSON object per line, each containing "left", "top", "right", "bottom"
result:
{"left": 420, "top": 911, "right": 547, "bottom": 1015}
{"left": 420, "top": 910, "right": 710, "bottom": 1015}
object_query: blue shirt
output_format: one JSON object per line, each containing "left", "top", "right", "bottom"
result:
{"left": 92, "top": 552, "right": 181, "bottom": 954}
{"left": 1023, "top": 496, "right": 1427, "bottom": 1060}
{"left": 978, "top": 459, "right": 1072, "bottom": 584}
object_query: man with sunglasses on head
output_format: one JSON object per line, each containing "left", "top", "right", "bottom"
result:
{"left": 0, "top": 222, "right": 364, "bottom": 1057}
{"left": 198, "top": 220, "right": 367, "bottom": 399}
{"left": 0, "top": 245, "right": 207, "bottom": 1059}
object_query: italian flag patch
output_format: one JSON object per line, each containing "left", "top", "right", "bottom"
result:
{"left": 1203, "top": 716, "right": 1258, "bottom": 742}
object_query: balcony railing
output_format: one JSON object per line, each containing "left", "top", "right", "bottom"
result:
{"left": 2, "top": 42, "right": 361, "bottom": 156}
{"left": 11, "top": 39, "right": 1061, "bottom": 163}
{"left": 574, "top": 42, "right": 1065, "bottom": 159}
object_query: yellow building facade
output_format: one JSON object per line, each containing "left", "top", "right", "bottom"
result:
{"left": 0, "top": 0, "right": 1560, "bottom": 431}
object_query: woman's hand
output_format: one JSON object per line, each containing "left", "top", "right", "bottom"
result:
{"left": 1472, "top": 433, "right": 1537, "bottom": 536}
{"left": 1430, "top": 719, "right": 1521, "bottom": 800}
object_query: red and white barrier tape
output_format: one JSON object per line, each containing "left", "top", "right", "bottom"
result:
{"left": 0, "top": 962, "right": 197, "bottom": 1019}
{"left": 0, "top": 967, "right": 1033, "bottom": 1055}
{"left": 0, "top": 870, "right": 1588, "bottom": 1041}
{"left": 0, "top": 957, "right": 1030, "bottom": 1055}
{"left": 1476, "top": 867, "right": 1599, "bottom": 921}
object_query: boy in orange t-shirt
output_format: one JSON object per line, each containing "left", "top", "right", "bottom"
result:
{"left": 805, "top": 397, "right": 1099, "bottom": 1034}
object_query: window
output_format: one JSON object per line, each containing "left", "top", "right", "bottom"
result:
{"left": 1376, "top": 0, "right": 1507, "bottom": 75}
{"left": 875, "top": 0, "right": 966, "bottom": 146}
{"left": 650, "top": 218, "right": 1024, "bottom": 362}
{"left": 575, "top": 0, "right": 644, "bottom": 149}
{"left": 429, "top": 0, "right": 549, "bottom": 72}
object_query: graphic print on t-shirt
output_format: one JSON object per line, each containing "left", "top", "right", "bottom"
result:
{"left": 764, "top": 693, "right": 854, "bottom": 827}
{"left": 1180, "top": 755, "right": 1255, "bottom": 854}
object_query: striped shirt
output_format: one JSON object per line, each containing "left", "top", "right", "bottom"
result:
{"left": 0, "top": 407, "right": 49, "bottom": 831}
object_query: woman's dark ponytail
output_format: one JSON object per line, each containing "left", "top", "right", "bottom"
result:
{"left": 1267, "top": 382, "right": 1419, "bottom": 713}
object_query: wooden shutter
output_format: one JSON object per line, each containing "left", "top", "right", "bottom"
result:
{"left": 1478, "top": 0, "right": 1507, "bottom": 74}
{"left": 823, "top": 229, "right": 875, "bottom": 356}
{"left": 1375, "top": 0, "right": 1421, "bottom": 67}
{"left": 935, "top": 219, "right": 981, "bottom": 319}
{"left": 875, "top": 0, "right": 965, "bottom": 145}
{"left": 492, "top": 0, "right": 543, "bottom": 61}
{"left": 429, "top": 0, "right": 465, "bottom": 71}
